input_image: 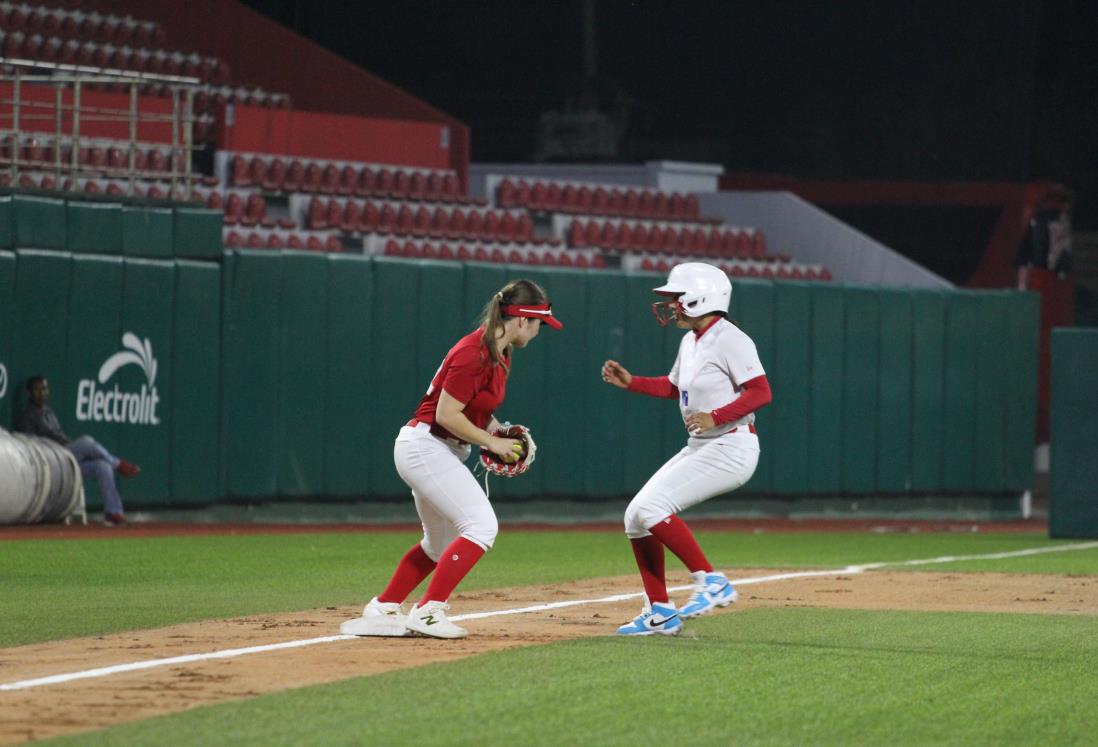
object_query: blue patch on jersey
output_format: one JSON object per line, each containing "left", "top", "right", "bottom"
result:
{"left": 681, "top": 390, "right": 689, "bottom": 406}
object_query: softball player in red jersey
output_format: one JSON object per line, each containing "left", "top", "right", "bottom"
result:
{"left": 342, "top": 279, "right": 563, "bottom": 639}
{"left": 602, "top": 262, "right": 772, "bottom": 635}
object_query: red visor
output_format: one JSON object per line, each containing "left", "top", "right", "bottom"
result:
{"left": 501, "top": 303, "right": 563, "bottom": 330}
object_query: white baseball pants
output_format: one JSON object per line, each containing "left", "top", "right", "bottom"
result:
{"left": 393, "top": 423, "right": 499, "bottom": 560}
{"left": 624, "top": 429, "right": 760, "bottom": 538}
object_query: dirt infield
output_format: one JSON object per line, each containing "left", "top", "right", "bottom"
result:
{"left": 2, "top": 566, "right": 1096, "bottom": 744}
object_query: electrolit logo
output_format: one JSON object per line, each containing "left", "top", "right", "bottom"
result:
{"left": 75, "top": 333, "right": 161, "bottom": 425}
{"left": 0, "top": 362, "right": 7, "bottom": 399}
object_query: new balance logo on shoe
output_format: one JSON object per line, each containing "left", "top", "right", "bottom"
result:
{"left": 423, "top": 615, "right": 438, "bottom": 626}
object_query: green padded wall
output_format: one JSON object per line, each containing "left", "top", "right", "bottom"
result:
{"left": 12, "top": 251, "right": 72, "bottom": 424}
{"left": 771, "top": 282, "right": 812, "bottom": 493}
{"left": 0, "top": 251, "right": 15, "bottom": 427}
{"left": 117, "top": 259, "right": 175, "bottom": 505}
{"left": 942, "top": 293, "right": 980, "bottom": 490}
{"left": 324, "top": 254, "right": 374, "bottom": 497}
{"left": 585, "top": 270, "right": 628, "bottom": 496}
{"left": 172, "top": 260, "right": 221, "bottom": 504}
{"left": 621, "top": 272, "right": 674, "bottom": 494}
{"left": 0, "top": 196, "right": 13, "bottom": 249}
{"left": 910, "top": 290, "right": 947, "bottom": 490}
{"left": 538, "top": 268, "right": 589, "bottom": 497}
{"left": 1005, "top": 292, "right": 1040, "bottom": 490}
{"left": 973, "top": 293, "right": 1010, "bottom": 491}
{"left": 66, "top": 201, "right": 122, "bottom": 255}
{"left": 173, "top": 207, "right": 222, "bottom": 260}
{"left": 499, "top": 266, "right": 554, "bottom": 499}
{"left": 877, "top": 291, "right": 913, "bottom": 492}
{"left": 14, "top": 196, "right": 66, "bottom": 249}
{"left": 1050, "top": 328, "right": 1098, "bottom": 538}
{"left": 732, "top": 280, "right": 775, "bottom": 492}
{"left": 64, "top": 255, "right": 124, "bottom": 508}
{"left": 808, "top": 284, "right": 844, "bottom": 493}
{"left": 841, "top": 288, "right": 880, "bottom": 493}
{"left": 278, "top": 252, "right": 328, "bottom": 496}
{"left": 123, "top": 207, "right": 174, "bottom": 258}
{"left": 222, "top": 250, "right": 282, "bottom": 497}
{"left": 369, "top": 258, "right": 424, "bottom": 496}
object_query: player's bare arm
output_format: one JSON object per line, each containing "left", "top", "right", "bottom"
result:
{"left": 601, "top": 359, "right": 632, "bottom": 388}
{"left": 436, "top": 389, "right": 521, "bottom": 462}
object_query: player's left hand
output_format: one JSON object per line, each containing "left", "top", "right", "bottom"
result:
{"left": 684, "top": 411, "right": 715, "bottom": 435}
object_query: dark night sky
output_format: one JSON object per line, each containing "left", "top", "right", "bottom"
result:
{"left": 240, "top": 0, "right": 1098, "bottom": 225}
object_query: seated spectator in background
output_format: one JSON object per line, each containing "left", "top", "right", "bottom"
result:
{"left": 15, "top": 376, "right": 140, "bottom": 526}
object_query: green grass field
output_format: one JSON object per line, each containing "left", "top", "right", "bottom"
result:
{"left": 5, "top": 530, "right": 1097, "bottom": 745}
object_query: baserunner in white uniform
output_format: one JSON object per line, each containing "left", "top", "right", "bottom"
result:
{"left": 601, "top": 262, "right": 772, "bottom": 636}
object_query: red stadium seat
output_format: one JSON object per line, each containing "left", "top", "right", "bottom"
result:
{"left": 326, "top": 236, "right": 343, "bottom": 253}
{"left": 653, "top": 193, "right": 671, "bottom": 219}
{"left": 669, "top": 193, "right": 687, "bottom": 219}
{"left": 306, "top": 235, "right": 324, "bottom": 252}
{"left": 608, "top": 188, "right": 625, "bottom": 215}
{"left": 541, "top": 250, "right": 558, "bottom": 266}
{"left": 425, "top": 172, "right": 443, "bottom": 201}
{"left": 499, "top": 212, "right": 518, "bottom": 242}
{"left": 498, "top": 179, "right": 518, "bottom": 208}
{"left": 515, "top": 213, "right": 533, "bottom": 241}
{"left": 384, "top": 239, "right": 401, "bottom": 256}
{"left": 576, "top": 185, "right": 593, "bottom": 213}
{"left": 560, "top": 184, "right": 579, "bottom": 213}
{"left": 412, "top": 206, "right": 432, "bottom": 236}
{"left": 529, "top": 181, "right": 548, "bottom": 211}
{"left": 525, "top": 250, "right": 542, "bottom": 265}
{"left": 359, "top": 202, "right": 381, "bottom": 233}
{"left": 623, "top": 190, "right": 640, "bottom": 217}
{"left": 287, "top": 233, "right": 305, "bottom": 250}
{"left": 409, "top": 172, "right": 427, "bottom": 200}
{"left": 341, "top": 201, "right": 362, "bottom": 232}
{"left": 489, "top": 248, "right": 506, "bottom": 263}
{"left": 457, "top": 245, "right": 473, "bottom": 261}
{"left": 377, "top": 204, "right": 397, "bottom": 233}
{"left": 513, "top": 179, "right": 531, "bottom": 208}
{"left": 246, "top": 232, "right": 264, "bottom": 249}
{"left": 206, "top": 191, "right": 225, "bottom": 210}
{"left": 684, "top": 193, "right": 701, "bottom": 219}
{"left": 592, "top": 187, "right": 609, "bottom": 215}
{"left": 301, "top": 163, "right": 322, "bottom": 193}
{"left": 355, "top": 167, "right": 376, "bottom": 197}
{"left": 484, "top": 210, "right": 502, "bottom": 240}
{"left": 442, "top": 173, "right": 460, "bottom": 199}
{"left": 263, "top": 158, "right": 287, "bottom": 191}
{"left": 448, "top": 208, "right": 468, "bottom": 239}
{"left": 438, "top": 243, "right": 456, "bottom": 260}
{"left": 393, "top": 170, "right": 411, "bottom": 198}
{"left": 266, "top": 233, "right": 284, "bottom": 249}
{"left": 545, "top": 182, "right": 562, "bottom": 211}
{"left": 638, "top": 191, "right": 656, "bottom": 218}
{"left": 375, "top": 169, "right": 394, "bottom": 197}
{"left": 283, "top": 160, "right": 305, "bottom": 191}
{"left": 306, "top": 197, "right": 326, "bottom": 229}
{"left": 752, "top": 231, "right": 768, "bottom": 258}
{"left": 396, "top": 205, "right": 415, "bottom": 235}
{"left": 225, "top": 230, "right": 244, "bottom": 248}
{"left": 568, "top": 220, "right": 586, "bottom": 247}
{"left": 320, "top": 164, "right": 340, "bottom": 194}
{"left": 507, "top": 249, "right": 524, "bottom": 264}
{"left": 430, "top": 206, "right": 449, "bottom": 237}
{"left": 466, "top": 211, "right": 485, "bottom": 242}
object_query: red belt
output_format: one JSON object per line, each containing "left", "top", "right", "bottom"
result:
{"left": 407, "top": 419, "right": 468, "bottom": 446}
{"left": 730, "top": 423, "right": 757, "bottom": 434}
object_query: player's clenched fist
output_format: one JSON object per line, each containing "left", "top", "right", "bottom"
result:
{"left": 602, "top": 360, "right": 632, "bottom": 389}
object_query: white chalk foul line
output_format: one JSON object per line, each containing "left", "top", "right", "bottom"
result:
{"left": 3, "top": 540, "right": 1097, "bottom": 692}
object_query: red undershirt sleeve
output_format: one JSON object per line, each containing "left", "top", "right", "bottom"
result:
{"left": 626, "top": 375, "right": 679, "bottom": 400}
{"left": 710, "top": 375, "right": 772, "bottom": 426}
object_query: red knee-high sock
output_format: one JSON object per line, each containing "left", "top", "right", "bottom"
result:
{"left": 377, "top": 543, "right": 437, "bottom": 604}
{"left": 419, "top": 537, "right": 486, "bottom": 606}
{"left": 630, "top": 535, "right": 669, "bottom": 604}
{"left": 647, "top": 515, "right": 713, "bottom": 573}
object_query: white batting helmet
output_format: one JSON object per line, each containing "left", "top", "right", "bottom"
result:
{"left": 651, "top": 262, "right": 731, "bottom": 325}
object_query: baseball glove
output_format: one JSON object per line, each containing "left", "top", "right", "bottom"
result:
{"left": 479, "top": 423, "right": 537, "bottom": 477}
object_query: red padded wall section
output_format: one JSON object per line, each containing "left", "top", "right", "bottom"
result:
{"left": 221, "top": 105, "right": 452, "bottom": 168}
{"left": 99, "top": 0, "right": 469, "bottom": 182}
{"left": 0, "top": 83, "right": 176, "bottom": 143}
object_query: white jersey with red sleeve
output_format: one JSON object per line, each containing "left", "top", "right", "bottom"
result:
{"left": 668, "top": 318, "right": 765, "bottom": 438}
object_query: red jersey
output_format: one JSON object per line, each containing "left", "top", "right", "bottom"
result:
{"left": 412, "top": 328, "right": 508, "bottom": 441}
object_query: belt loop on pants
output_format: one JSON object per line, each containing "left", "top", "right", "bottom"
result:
{"left": 406, "top": 418, "right": 468, "bottom": 448}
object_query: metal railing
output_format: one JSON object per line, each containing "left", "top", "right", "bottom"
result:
{"left": 0, "top": 57, "right": 204, "bottom": 199}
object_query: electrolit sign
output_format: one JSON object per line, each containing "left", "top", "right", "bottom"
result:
{"left": 75, "top": 333, "right": 161, "bottom": 425}
{"left": 0, "top": 362, "right": 7, "bottom": 400}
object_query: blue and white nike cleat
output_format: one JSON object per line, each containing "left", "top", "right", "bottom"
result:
{"left": 616, "top": 601, "right": 683, "bottom": 636}
{"left": 679, "top": 571, "right": 738, "bottom": 619}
